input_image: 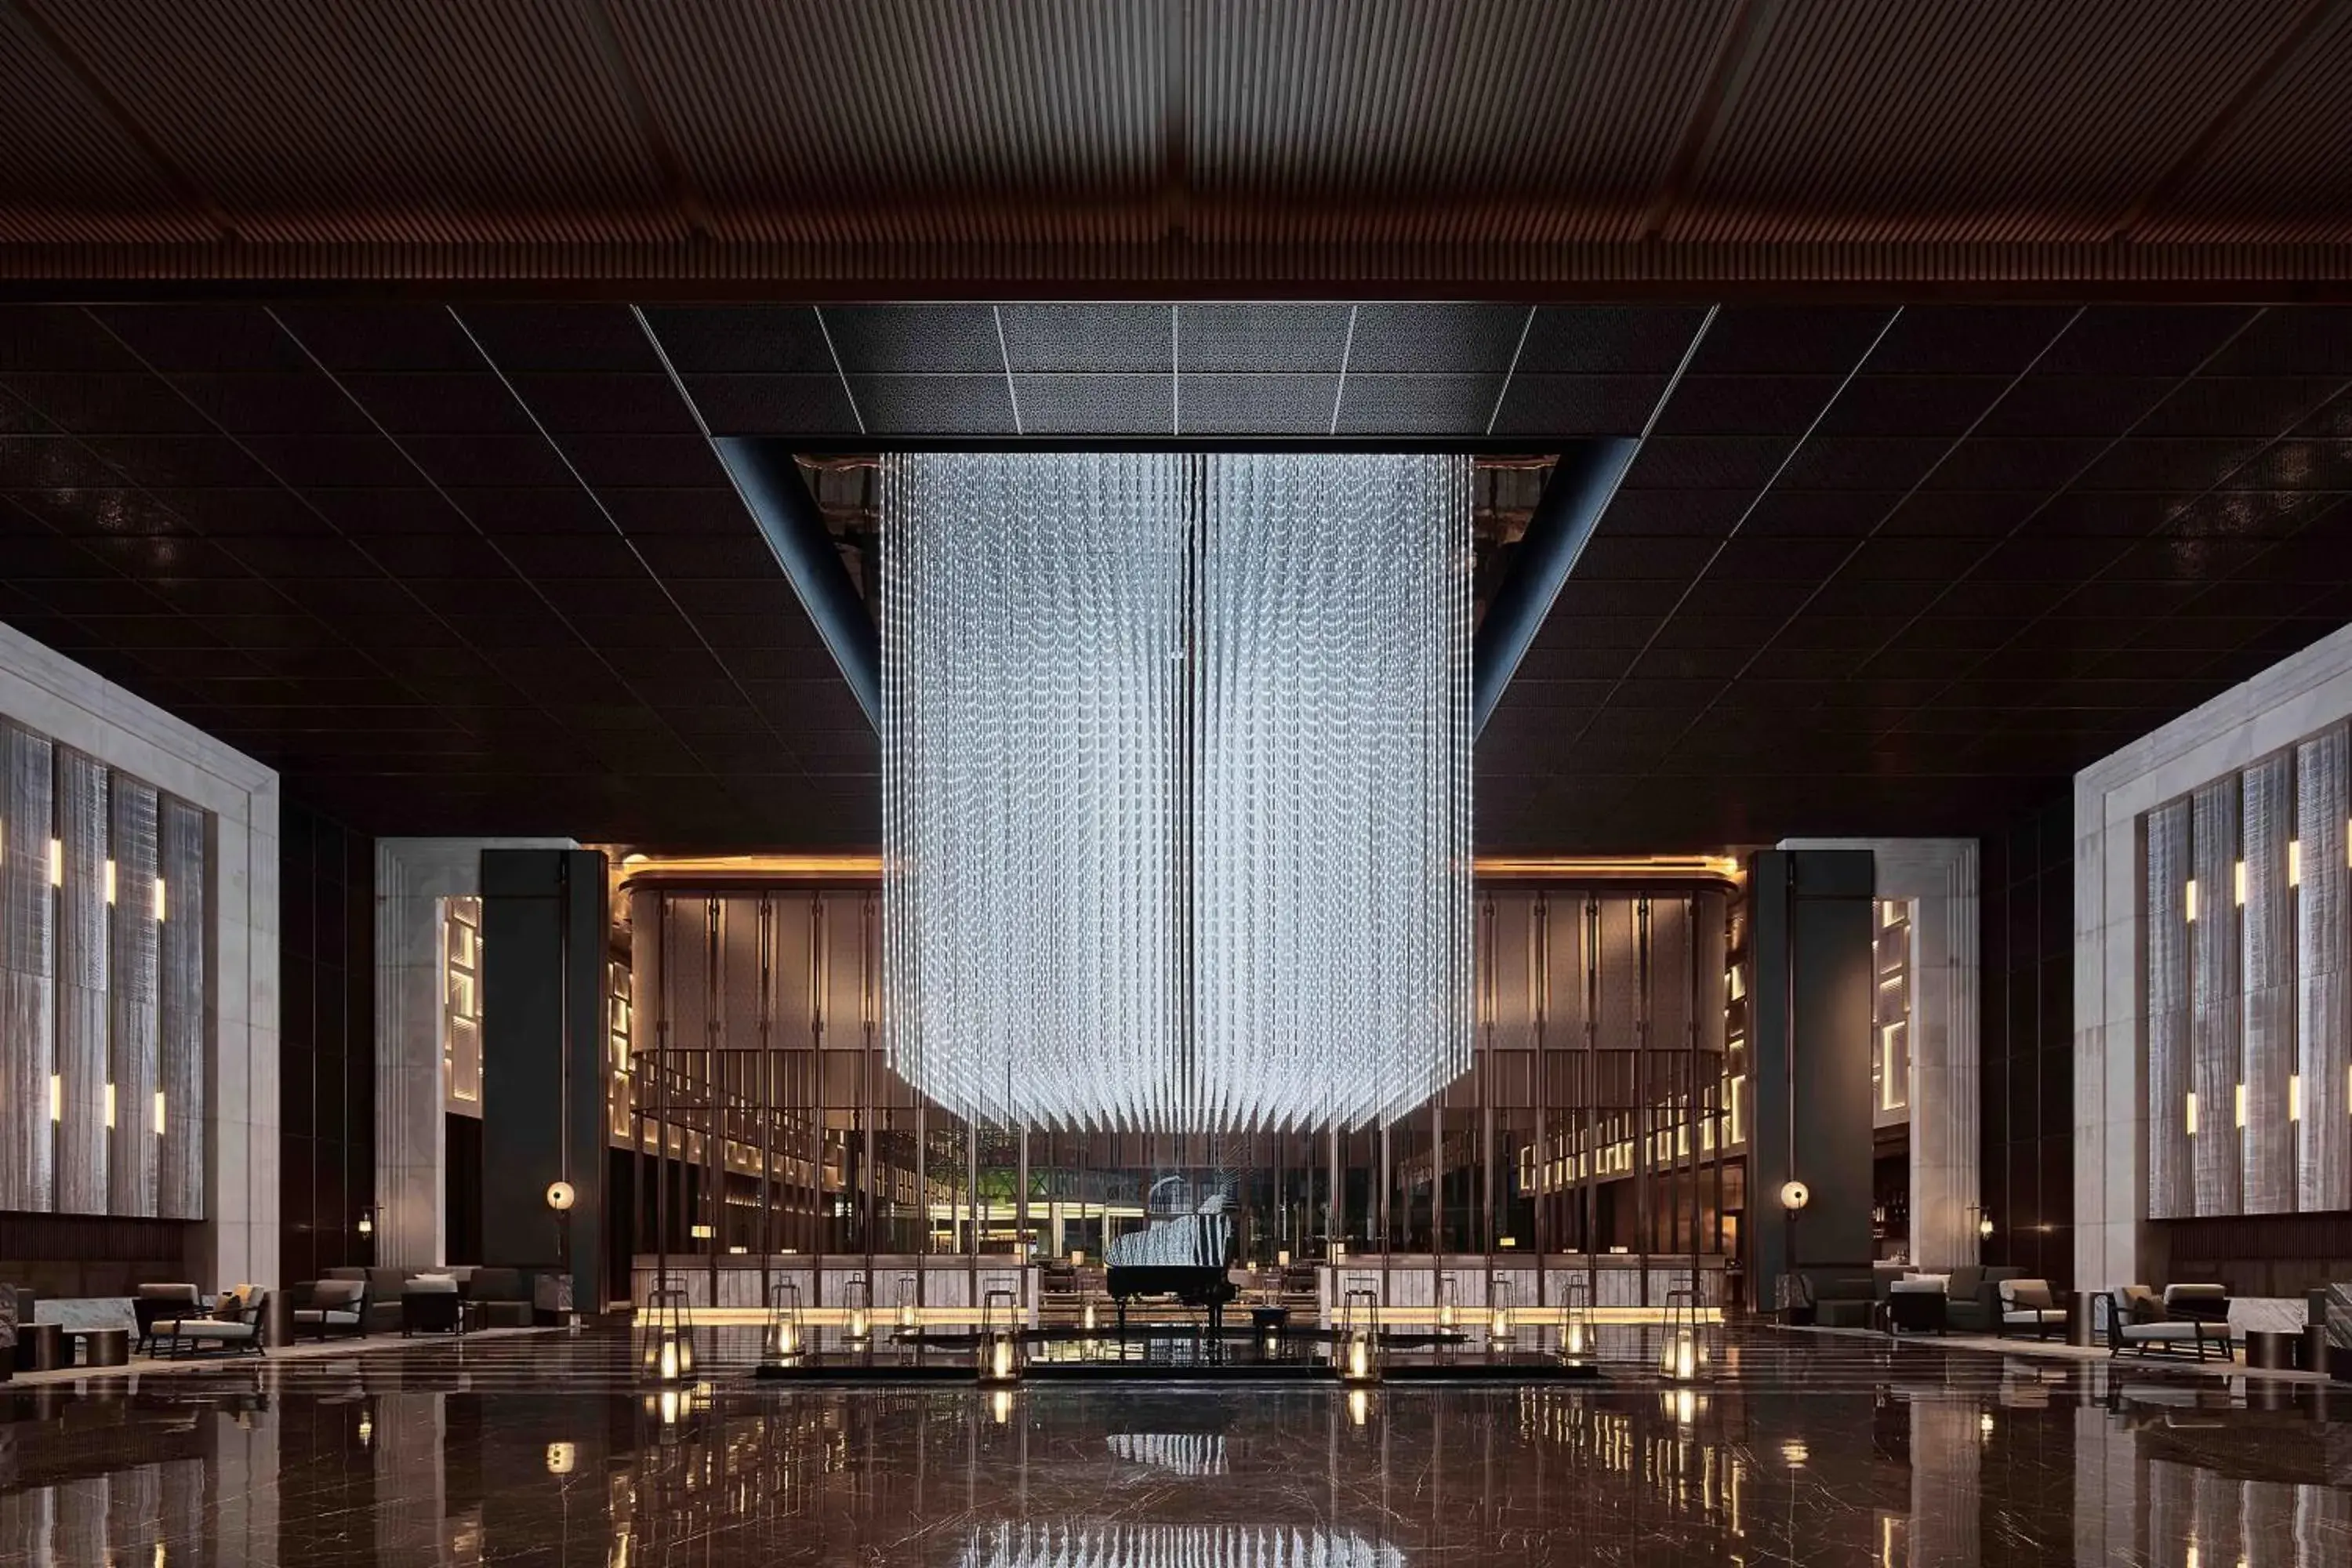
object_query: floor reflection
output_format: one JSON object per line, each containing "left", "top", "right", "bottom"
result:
{"left": 0, "top": 1328, "right": 2345, "bottom": 1565}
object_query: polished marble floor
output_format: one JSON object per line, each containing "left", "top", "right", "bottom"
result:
{"left": 2, "top": 1325, "right": 2347, "bottom": 1566}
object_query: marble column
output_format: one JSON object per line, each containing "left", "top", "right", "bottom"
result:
{"left": 1778, "top": 838, "right": 1980, "bottom": 1270}
{"left": 376, "top": 837, "right": 578, "bottom": 1270}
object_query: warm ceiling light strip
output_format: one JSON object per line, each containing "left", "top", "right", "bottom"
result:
{"left": 1474, "top": 855, "right": 1744, "bottom": 882}
{"left": 619, "top": 853, "right": 885, "bottom": 880}
{"left": 626, "top": 851, "right": 1741, "bottom": 884}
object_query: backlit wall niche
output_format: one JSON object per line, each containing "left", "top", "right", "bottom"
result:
{"left": 0, "top": 720, "right": 207, "bottom": 1219}
{"left": 2144, "top": 721, "right": 2350, "bottom": 1218}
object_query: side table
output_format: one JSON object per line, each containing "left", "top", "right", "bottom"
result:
{"left": 17, "top": 1323, "right": 65, "bottom": 1372}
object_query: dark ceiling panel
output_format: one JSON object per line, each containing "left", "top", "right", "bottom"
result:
{"left": 1178, "top": 376, "right": 1338, "bottom": 437}
{"left": 1176, "top": 306, "right": 1352, "bottom": 375}
{"left": 4, "top": 297, "right": 2350, "bottom": 855}
{"left": 0, "top": 299, "right": 870, "bottom": 844}
{"left": 1478, "top": 299, "right": 2352, "bottom": 852}
{"left": 1344, "top": 306, "right": 1529, "bottom": 376}
{"left": 641, "top": 307, "right": 838, "bottom": 376}
{"left": 1018, "top": 374, "right": 1172, "bottom": 436}
{"left": 823, "top": 306, "right": 1003, "bottom": 377}
{"left": 1001, "top": 305, "right": 1171, "bottom": 376}
{"left": 1334, "top": 375, "right": 1504, "bottom": 437}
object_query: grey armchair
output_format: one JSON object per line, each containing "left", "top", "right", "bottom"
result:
{"left": 1995, "top": 1278, "right": 2067, "bottom": 1341}
{"left": 155, "top": 1286, "right": 269, "bottom": 1358}
{"left": 292, "top": 1279, "right": 368, "bottom": 1340}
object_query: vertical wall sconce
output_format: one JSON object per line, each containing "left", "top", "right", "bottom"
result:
{"left": 104, "top": 1082, "right": 115, "bottom": 1130}
{"left": 48, "top": 837, "right": 62, "bottom": 886}
{"left": 2233, "top": 860, "right": 2246, "bottom": 906}
{"left": 2288, "top": 840, "right": 2301, "bottom": 887}
{"left": 103, "top": 858, "right": 116, "bottom": 904}
{"left": 2185, "top": 879, "right": 2198, "bottom": 922}
{"left": 154, "top": 877, "right": 167, "bottom": 921}
{"left": 2186, "top": 1091, "right": 2199, "bottom": 1137}
{"left": 2289, "top": 1074, "right": 2302, "bottom": 1122}
{"left": 2234, "top": 1083, "right": 2247, "bottom": 1130}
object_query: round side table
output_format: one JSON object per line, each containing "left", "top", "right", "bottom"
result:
{"left": 77, "top": 1327, "right": 132, "bottom": 1368}
{"left": 2244, "top": 1328, "right": 2299, "bottom": 1370}
{"left": 19, "top": 1324, "right": 65, "bottom": 1372}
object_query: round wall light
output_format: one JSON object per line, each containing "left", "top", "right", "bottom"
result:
{"left": 1778, "top": 1179, "right": 1811, "bottom": 1212}
{"left": 546, "top": 1180, "right": 577, "bottom": 1212}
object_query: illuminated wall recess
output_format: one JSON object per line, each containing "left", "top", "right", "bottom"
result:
{"left": 2144, "top": 723, "right": 2350, "bottom": 1217}
{"left": 881, "top": 452, "right": 1473, "bottom": 1132}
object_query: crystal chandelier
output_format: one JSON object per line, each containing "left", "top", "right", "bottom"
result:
{"left": 881, "top": 452, "right": 1471, "bottom": 1132}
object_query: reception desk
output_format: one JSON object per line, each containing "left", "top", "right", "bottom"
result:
{"left": 1314, "top": 1253, "right": 1730, "bottom": 1325}
{"left": 631, "top": 1254, "right": 1036, "bottom": 1323}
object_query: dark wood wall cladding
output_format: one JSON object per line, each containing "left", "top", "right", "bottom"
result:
{"left": 0, "top": 1210, "right": 195, "bottom": 1298}
{"left": 2163, "top": 1212, "right": 2352, "bottom": 1298}
{"left": 279, "top": 802, "right": 376, "bottom": 1286}
{"left": 1980, "top": 794, "right": 2074, "bottom": 1289}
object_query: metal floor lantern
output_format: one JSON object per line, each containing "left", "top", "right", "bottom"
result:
{"left": 979, "top": 1287, "right": 1022, "bottom": 1385}
{"left": 638, "top": 1280, "right": 696, "bottom": 1383}
{"left": 1436, "top": 1273, "right": 1459, "bottom": 1332}
{"left": 1560, "top": 1276, "right": 1594, "bottom": 1361}
{"left": 1338, "top": 1287, "right": 1381, "bottom": 1385}
{"left": 1660, "top": 1287, "right": 1708, "bottom": 1382}
{"left": 764, "top": 1281, "right": 804, "bottom": 1363}
{"left": 895, "top": 1274, "right": 919, "bottom": 1336}
{"left": 1488, "top": 1278, "right": 1515, "bottom": 1343}
{"left": 842, "top": 1274, "right": 873, "bottom": 1342}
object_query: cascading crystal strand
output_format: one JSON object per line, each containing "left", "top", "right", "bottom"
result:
{"left": 883, "top": 452, "right": 1471, "bottom": 1132}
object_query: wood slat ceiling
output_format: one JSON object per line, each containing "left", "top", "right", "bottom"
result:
{"left": 4, "top": 1, "right": 2352, "bottom": 289}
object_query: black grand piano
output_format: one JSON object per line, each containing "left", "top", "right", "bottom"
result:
{"left": 1104, "top": 1203, "right": 1239, "bottom": 1334}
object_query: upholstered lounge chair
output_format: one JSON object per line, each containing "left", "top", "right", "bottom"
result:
{"left": 155, "top": 1286, "right": 269, "bottom": 1358}
{"left": 1996, "top": 1279, "right": 2067, "bottom": 1341}
{"left": 292, "top": 1279, "right": 368, "bottom": 1340}
{"left": 133, "top": 1283, "right": 201, "bottom": 1354}
{"left": 2107, "top": 1285, "right": 2233, "bottom": 1360}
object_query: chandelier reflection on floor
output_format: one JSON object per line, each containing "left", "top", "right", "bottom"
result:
{"left": 881, "top": 453, "right": 1472, "bottom": 1132}
{"left": 957, "top": 1523, "right": 1406, "bottom": 1568}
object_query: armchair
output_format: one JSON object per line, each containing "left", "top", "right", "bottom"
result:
{"left": 2107, "top": 1285, "right": 2234, "bottom": 1360}
{"left": 133, "top": 1283, "right": 202, "bottom": 1354}
{"left": 292, "top": 1279, "right": 369, "bottom": 1340}
{"left": 1995, "top": 1279, "right": 2067, "bottom": 1341}
{"left": 155, "top": 1285, "right": 269, "bottom": 1358}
